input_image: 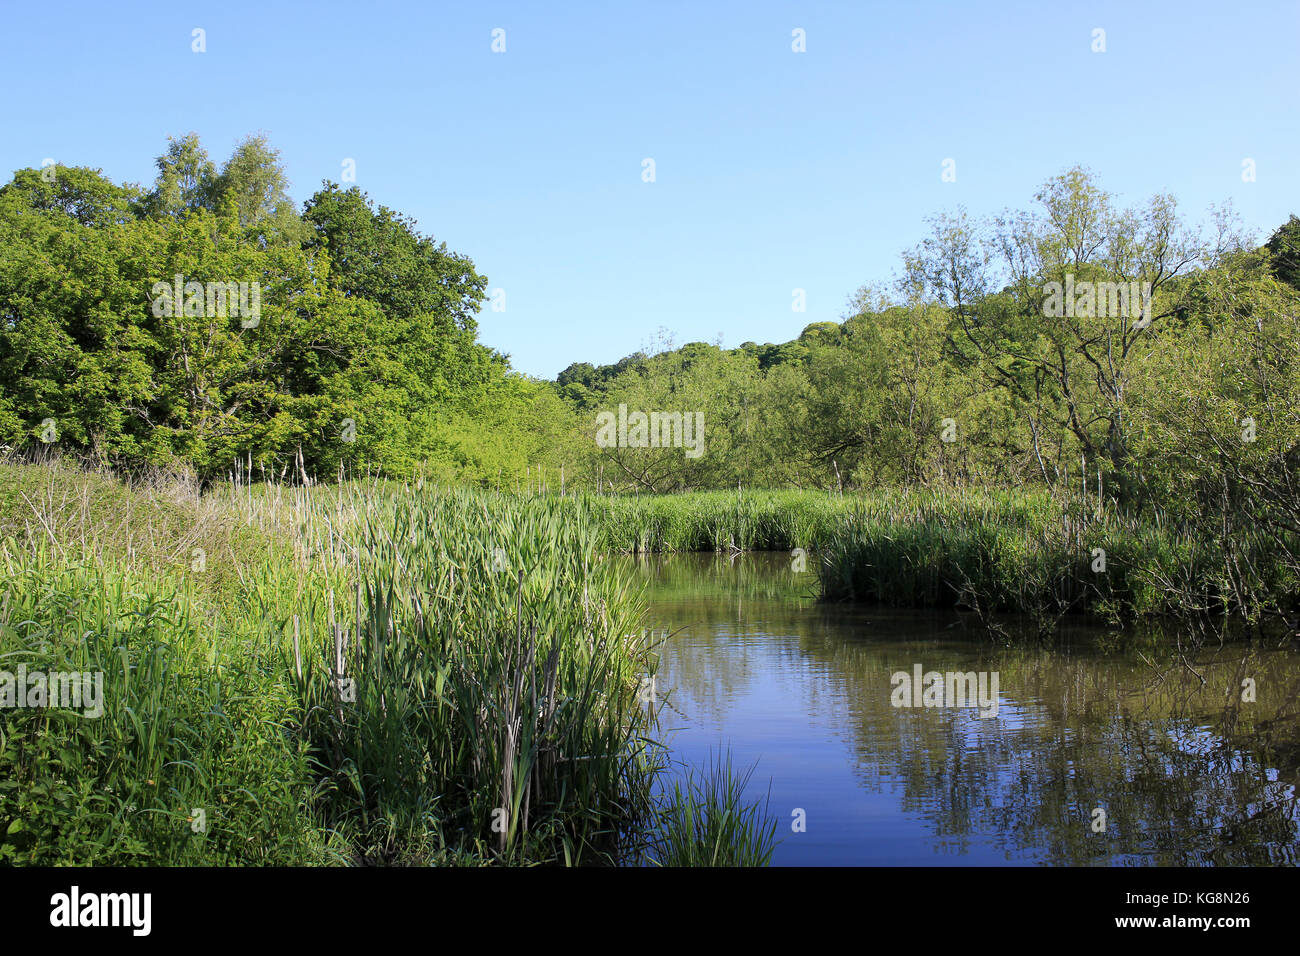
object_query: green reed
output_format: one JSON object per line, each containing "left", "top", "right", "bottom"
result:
{"left": 646, "top": 749, "right": 779, "bottom": 867}
{"left": 266, "top": 483, "right": 665, "bottom": 864}
{"left": 814, "top": 487, "right": 1254, "bottom": 630}
{"left": 583, "top": 489, "right": 845, "bottom": 553}
{"left": 0, "top": 466, "right": 694, "bottom": 866}
{"left": 0, "top": 546, "right": 335, "bottom": 865}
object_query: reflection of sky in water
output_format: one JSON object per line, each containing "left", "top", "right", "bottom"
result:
{"left": 631, "top": 553, "right": 1300, "bottom": 866}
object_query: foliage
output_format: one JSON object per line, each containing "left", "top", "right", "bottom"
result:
{"left": 0, "top": 462, "right": 782, "bottom": 866}
{"left": 646, "top": 750, "right": 778, "bottom": 867}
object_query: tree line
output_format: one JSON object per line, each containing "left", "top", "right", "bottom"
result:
{"left": 2, "top": 138, "right": 1297, "bottom": 528}
{"left": 0, "top": 133, "right": 567, "bottom": 485}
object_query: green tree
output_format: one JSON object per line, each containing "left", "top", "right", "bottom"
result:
{"left": 144, "top": 133, "right": 219, "bottom": 218}
{"left": 214, "top": 133, "right": 308, "bottom": 244}
{"left": 1265, "top": 215, "right": 1300, "bottom": 291}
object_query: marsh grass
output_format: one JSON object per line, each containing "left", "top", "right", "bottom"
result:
{"left": 0, "top": 459, "right": 274, "bottom": 599}
{"left": 0, "top": 463, "right": 689, "bottom": 866}
{"left": 813, "top": 487, "right": 1284, "bottom": 633}
{"left": 646, "top": 750, "right": 779, "bottom": 867}
{"left": 585, "top": 489, "right": 842, "bottom": 553}
{"left": 582, "top": 485, "right": 1289, "bottom": 634}
{"left": 0, "top": 549, "right": 336, "bottom": 865}
{"left": 269, "top": 484, "right": 665, "bottom": 864}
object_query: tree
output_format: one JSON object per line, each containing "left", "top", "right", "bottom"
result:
{"left": 144, "top": 133, "right": 218, "bottom": 218}
{"left": 0, "top": 136, "right": 518, "bottom": 483}
{"left": 214, "top": 134, "right": 306, "bottom": 242}
{"left": 0, "top": 166, "right": 141, "bottom": 227}
{"left": 1265, "top": 215, "right": 1300, "bottom": 291}
{"left": 557, "top": 362, "right": 597, "bottom": 389}
{"left": 902, "top": 167, "right": 1232, "bottom": 504}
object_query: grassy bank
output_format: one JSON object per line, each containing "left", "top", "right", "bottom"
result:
{"left": 815, "top": 488, "right": 1295, "bottom": 631}
{"left": 583, "top": 487, "right": 1294, "bottom": 631}
{"left": 0, "top": 463, "right": 775, "bottom": 866}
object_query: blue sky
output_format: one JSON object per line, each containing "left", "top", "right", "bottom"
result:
{"left": 1, "top": 1, "right": 1295, "bottom": 378}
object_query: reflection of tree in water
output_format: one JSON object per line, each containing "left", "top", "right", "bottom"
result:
{"left": 643, "top": 582, "right": 890, "bottom": 727}
{"left": 630, "top": 552, "right": 1300, "bottom": 864}
{"left": 622, "top": 551, "right": 827, "bottom": 725}
{"left": 808, "top": 632, "right": 1300, "bottom": 865}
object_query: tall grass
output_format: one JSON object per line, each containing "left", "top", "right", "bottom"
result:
{"left": 580, "top": 485, "right": 1288, "bottom": 632}
{"left": 4, "top": 462, "right": 772, "bottom": 866}
{"left": 260, "top": 484, "right": 663, "bottom": 863}
{"left": 646, "top": 750, "right": 779, "bottom": 867}
{"left": 0, "top": 460, "right": 270, "bottom": 598}
{"left": 0, "top": 548, "right": 336, "bottom": 865}
{"left": 814, "top": 487, "right": 1266, "bottom": 630}
{"left": 584, "top": 489, "right": 844, "bottom": 553}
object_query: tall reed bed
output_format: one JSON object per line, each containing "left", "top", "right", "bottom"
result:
{"left": 583, "top": 485, "right": 1287, "bottom": 631}
{"left": 814, "top": 487, "right": 1225, "bottom": 626}
{"left": 256, "top": 484, "right": 664, "bottom": 863}
{"left": 585, "top": 489, "right": 844, "bottom": 553}
{"left": 0, "top": 464, "right": 685, "bottom": 865}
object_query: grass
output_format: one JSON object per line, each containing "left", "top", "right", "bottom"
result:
{"left": 0, "top": 550, "right": 337, "bottom": 865}
{"left": 1, "top": 460, "right": 798, "bottom": 866}
{"left": 646, "top": 750, "right": 779, "bottom": 867}
{"left": 813, "top": 487, "right": 1293, "bottom": 630}
{"left": 264, "top": 483, "right": 662, "bottom": 863}
{"left": 581, "top": 486, "right": 1293, "bottom": 631}
{"left": 0, "top": 458, "right": 273, "bottom": 599}
{"left": 0, "top": 462, "right": 677, "bottom": 865}
{"left": 583, "top": 489, "right": 844, "bottom": 553}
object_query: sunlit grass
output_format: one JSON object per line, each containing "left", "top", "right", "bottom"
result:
{"left": 582, "top": 489, "right": 843, "bottom": 553}
{"left": 1, "top": 462, "right": 784, "bottom": 866}
{"left": 646, "top": 750, "right": 779, "bottom": 867}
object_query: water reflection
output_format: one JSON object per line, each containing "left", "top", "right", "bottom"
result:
{"left": 625, "top": 552, "right": 1300, "bottom": 866}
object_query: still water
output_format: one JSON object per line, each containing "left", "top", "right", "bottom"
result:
{"left": 623, "top": 552, "right": 1300, "bottom": 866}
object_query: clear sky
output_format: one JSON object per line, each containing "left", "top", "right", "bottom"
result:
{"left": 2, "top": 1, "right": 1296, "bottom": 378}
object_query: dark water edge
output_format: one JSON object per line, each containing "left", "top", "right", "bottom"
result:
{"left": 620, "top": 552, "right": 1300, "bottom": 866}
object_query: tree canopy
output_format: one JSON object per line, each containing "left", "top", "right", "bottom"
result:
{"left": 1, "top": 146, "right": 1295, "bottom": 515}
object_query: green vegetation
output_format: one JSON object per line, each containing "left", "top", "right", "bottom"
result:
{"left": 815, "top": 488, "right": 1231, "bottom": 633}
{"left": 2, "top": 138, "right": 1298, "bottom": 865}
{"left": 4, "top": 140, "right": 1295, "bottom": 631}
{"left": 0, "top": 553, "right": 328, "bottom": 865}
{"left": 571, "top": 488, "right": 1291, "bottom": 634}
{"left": 0, "top": 462, "right": 676, "bottom": 865}
{"left": 647, "top": 750, "right": 779, "bottom": 867}
{"left": 278, "top": 483, "right": 660, "bottom": 864}
{"left": 586, "top": 489, "right": 843, "bottom": 553}
{"left": 0, "top": 135, "right": 565, "bottom": 484}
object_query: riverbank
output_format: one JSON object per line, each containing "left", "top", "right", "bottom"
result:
{"left": 0, "top": 462, "right": 777, "bottom": 866}
{"left": 583, "top": 487, "right": 1295, "bottom": 632}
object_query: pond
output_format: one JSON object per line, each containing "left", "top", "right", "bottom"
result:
{"left": 622, "top": 552, "right": 1300, "bottom": 866}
